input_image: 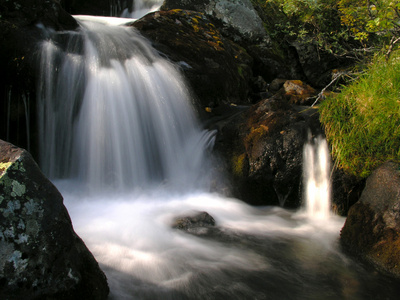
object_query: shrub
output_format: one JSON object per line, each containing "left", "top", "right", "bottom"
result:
{"left": 251, "top": 0, "right": 358, "bottom": 56}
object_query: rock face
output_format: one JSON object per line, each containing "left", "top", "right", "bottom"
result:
{"left": 0, "top": 140, "right": 109, "bottom": 299}
{"left": 160, "top": 0, "right": 267, "bottom": 43}
{"left": 213, "top": 93, "right": 322, "bottom": 207}
{"left": 290, "top": 39, "right": 345, "bottom": 88}
{"left": 133, "top": 9, "right": 253, "bottom": 109}
{"left": 341, "top": 161, "right": 400, "bottom": 278}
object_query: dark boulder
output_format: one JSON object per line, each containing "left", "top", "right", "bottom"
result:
{"left": 213, "top": 93, "right": 322, "bottom": 208}
{"left": 331, "top": 168, "right": 365, "bottom": 216}
{"left": 0, "top": 140, "right": 109, "bottom": 299}
{"left": 133, "top": 9, "right": 253, "bottom": 110}
{"left": 160, "top": 0, "right": 268, "bottom": 44}
{"left": 159, "top": 0, "right": 296, "bottom": 91}
{"left": 341, "top": 161, "right": 400, "bottom": 279}
{"left": 289, "top": 39, "right": 349, "bottom": 88}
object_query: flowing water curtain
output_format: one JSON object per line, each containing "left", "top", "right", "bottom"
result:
{"left": 113, "top": 0, "right": 164, "bottom": 18}
{"left": 37, "top": 18, "right": 214, "bottom": 191}
{"left": 303, "top": 136, "right": 332, "bottom": 219}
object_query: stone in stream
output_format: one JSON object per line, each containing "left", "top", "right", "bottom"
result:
{"left": 172, "top": 211, "right": 216, "bottom": 234}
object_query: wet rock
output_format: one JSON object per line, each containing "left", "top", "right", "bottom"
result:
{"left": 0, "top": 140, "right": 109, "bottom": 299}
{"left": 160, "top": 0, "right": 268, "bottom": 44}
{"left": 133, "top": 9, "right": 253, "bottom": 109}
{"left": 341, "top": 161, "right": 400, "bottom": 279}
{"left": 213, "top": 93, "right": 322, "bottom": 208}
{"left": 172, "top": 211, "right": 216, "bottom": 234}
{"left": 331, "top": 169, "right": 365, "bottom": 216}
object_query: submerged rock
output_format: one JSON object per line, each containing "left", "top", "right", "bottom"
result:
{"left": 172, "top": 211, "right": 216, "bottom": 234}
{"left": 341, "top": 161, "right": 400, "bottom": 278}
{"left": 0, "top": 140, "right": 109, "bottom": 299}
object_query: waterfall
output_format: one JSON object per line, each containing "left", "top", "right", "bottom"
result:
{"left": 37, "top": 17, "right": 214, "bottom": 192}
{"left": 32, "top": 14, "right": 400, "bottom": 300}
{"left": 303, "top": 136, "right": 332, "bottom": 219}
{"left": 119, "top": 0, "right": 163, "bottom": 19}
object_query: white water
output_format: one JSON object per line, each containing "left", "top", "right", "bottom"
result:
{"left": 303, "top": 136, "right": 332, "bottom": 219}
{"left": 36, "top": 14, "right": 400, "bottom": 300}
{"left": 118, "top": 0, "right": 163, "bottom": 19}
{"left": 38, "top": 17, "right": 214, "bottom": 192}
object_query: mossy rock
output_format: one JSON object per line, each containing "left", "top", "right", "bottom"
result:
{"left": 214, "top": 94, "right": 322, "bottom": 207}
{"left": 0, "top": 140, "right": 109, "bottom": 299}
{"left": 133, "top": 9, "right": 253, "bottom": 110}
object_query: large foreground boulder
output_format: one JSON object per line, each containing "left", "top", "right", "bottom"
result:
{"left": 341, "top": 161, "right": 400, "bottom": 278}
{"left": 0, "top": 140, "right": 109, "bottom": 299}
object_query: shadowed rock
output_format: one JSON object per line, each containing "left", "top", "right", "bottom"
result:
{"left": 341, "top": 161, "right": 400, "bottom": 279}
{"left": 0, "top": 140, "right": 109, "bottom": 300}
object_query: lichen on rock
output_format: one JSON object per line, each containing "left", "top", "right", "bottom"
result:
{"left": 0, "top": 140, "right": 109, "bottom": 300}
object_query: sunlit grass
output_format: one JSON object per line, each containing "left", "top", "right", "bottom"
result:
{"left": 320, "top": 52, "right": 400, "bottom": 177}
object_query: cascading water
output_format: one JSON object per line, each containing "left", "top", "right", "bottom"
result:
{"left": 38, "top": 17, "right": 213, "bottom": 191}
{"left": 303, "top": 136, "right": 332, "bottom": 219}
{"left": 36, "top": 14, "right": 400, "bottom": 300}
{"left": 119, "top": 0, "right": 163, "bottom": 19}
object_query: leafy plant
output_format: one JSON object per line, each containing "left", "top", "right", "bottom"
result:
{"left": 251, "top": 0, "right": 361, "bottom": 57}
{"left": 338, "top": 0, "right": 400, "bottom": 57}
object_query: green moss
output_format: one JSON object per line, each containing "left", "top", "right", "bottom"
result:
{"left": 232, "top": 153, "right": 246, "bottom": 177}
{"left": 238, "top": 65, "right": 243, "bottom": 77}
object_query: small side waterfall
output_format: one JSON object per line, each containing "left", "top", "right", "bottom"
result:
{"left": 303, "top": 136, "right": 332, "bottom": 219}
{"left": 37, "top": 17, "right": 214, "bottom": 192}
{"left": 119, "top": 0, "right": 163, "bottom": 19}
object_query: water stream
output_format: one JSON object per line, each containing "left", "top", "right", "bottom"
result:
{"left": 36, "top": 12, "right": 400, "bottom": 300}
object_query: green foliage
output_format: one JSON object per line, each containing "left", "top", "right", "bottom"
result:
{"left": 338, "top": 0, "right": 400, "bottom": 41}
{"left": 251, "top": 0, "right": 358, "bottom": 56}
{"left": 319, "top": 51, "right": 400, "bottom": 177}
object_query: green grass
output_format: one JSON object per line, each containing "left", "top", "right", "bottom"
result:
{"left": 320, "top": 52, "right": 400, "bottom": 177}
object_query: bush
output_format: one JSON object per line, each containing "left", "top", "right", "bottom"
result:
{"left": 319, "top": 51, "right": 400, "bottom": 177}
{"left": 251, "top": 0, "right": 358, "bottom": 56}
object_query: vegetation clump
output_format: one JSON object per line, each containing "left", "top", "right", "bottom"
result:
{"left": 320, "top": 51, "right": 400, "bottom": 177}
{"left": 249, "top": 0, "right": 400, "bottom": 177}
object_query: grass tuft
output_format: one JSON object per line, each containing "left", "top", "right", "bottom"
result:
{"left": 320, "top": 52, "right": 400, "bottom": 177}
